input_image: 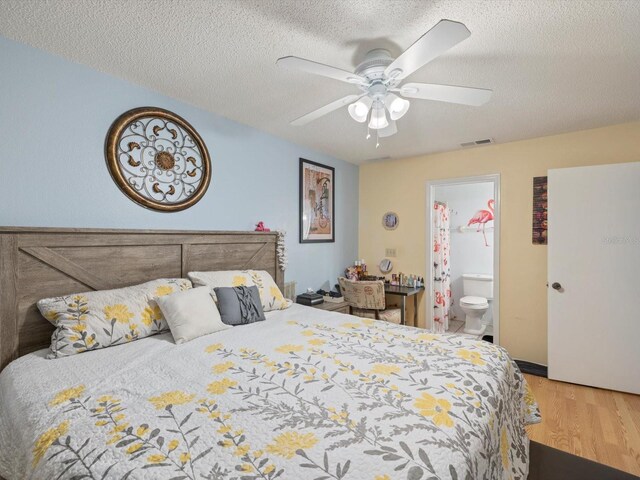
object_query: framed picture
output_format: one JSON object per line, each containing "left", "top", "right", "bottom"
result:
{"left": 300, "top": 158, "right": 335, "bottom": 243}
{"left": 532, "top": 176, "right": 548, "bottom": 245}
{"left": 382, "top": 211, "right": 399, "bottom": 230}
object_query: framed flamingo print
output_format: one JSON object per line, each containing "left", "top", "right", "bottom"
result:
{"left": 299, "top": 158, "right": 335, "bottom": 243}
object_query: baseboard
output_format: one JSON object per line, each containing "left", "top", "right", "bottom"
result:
{"left": 515, "top": 360, "right": 548, "bottom": 378}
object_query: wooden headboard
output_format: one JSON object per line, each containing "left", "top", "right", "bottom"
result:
{"left": 0, "top": 227, "right": 283, "bottom": 371}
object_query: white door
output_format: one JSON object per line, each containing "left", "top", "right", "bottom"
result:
{"left": 548, "top": 162, "right": 640, "bottom": 394}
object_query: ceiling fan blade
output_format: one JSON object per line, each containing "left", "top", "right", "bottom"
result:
{"left": 400, "top": 83, "right": 492, "bottom": 106}
{"left": 385, "top": 20, "right": 471, "bottom": 80}
{"left": 290, "top": 94, "right": 363, "bottom": 126}
{"left": 277, "top": 56, "right": 365, "bottom": 84}
{"left": 378, "top": 120, "right": 397, "bottom": 138}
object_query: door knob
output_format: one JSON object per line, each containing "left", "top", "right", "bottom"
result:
{"left": 551, "top": 282, "right": 562, "bottom": 290}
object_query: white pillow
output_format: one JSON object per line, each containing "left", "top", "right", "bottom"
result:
{"left": 188, "top": 270, "right": 292, "bottom": 311}
{"left": 155, "top": 287, "right": 231, "bottom": 344}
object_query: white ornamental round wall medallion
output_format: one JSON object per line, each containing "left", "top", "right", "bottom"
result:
{"left": 105, "top": 107, "right": 211, "bottom": 212}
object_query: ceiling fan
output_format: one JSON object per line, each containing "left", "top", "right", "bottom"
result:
{"left": 277, "top": 19, "right": 492, "bottom": 145}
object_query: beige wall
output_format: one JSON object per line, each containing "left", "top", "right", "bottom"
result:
{"left": 359, "top": 121, "right": 640, "bottom": 364}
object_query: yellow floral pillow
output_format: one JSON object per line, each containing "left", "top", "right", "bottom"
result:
{"left": 37, "top": 278, "right": 192, "bottom": 358}
{"left": 188, "top": 270, "right": 291, "bottom": 312}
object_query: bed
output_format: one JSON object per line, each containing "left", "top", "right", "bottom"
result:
{"left": 0, "top": 228, "right": 540, "bottom": 480}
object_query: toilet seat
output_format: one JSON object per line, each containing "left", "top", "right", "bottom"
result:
{"left": 459, "top": 296, "right": 489, "bottom": 336}
{"left": 460, "top": 296, "right": 488, "bottom": 308}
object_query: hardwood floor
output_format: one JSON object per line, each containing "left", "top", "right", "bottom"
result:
{"left": 524, "top": 374, "right": 640, "bottom": 476}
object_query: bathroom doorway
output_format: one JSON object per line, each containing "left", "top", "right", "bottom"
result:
{"left": 426, "top": 174, "right": 500, "bottom": 344}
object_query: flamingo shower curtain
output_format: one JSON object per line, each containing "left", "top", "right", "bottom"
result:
{"left": 432, "top": 202, "right": 452, "bottom": 333}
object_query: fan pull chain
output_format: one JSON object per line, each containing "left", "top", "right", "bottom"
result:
{"left": 366, "top": 112, "right": 371, "bottom": 139}
{"left": 364, "top": 109, "right": 381, "bottom": 147}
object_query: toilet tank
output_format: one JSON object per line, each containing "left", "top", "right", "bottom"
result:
{"left": 462, "top": 274, "right": 493, "bottom": 299}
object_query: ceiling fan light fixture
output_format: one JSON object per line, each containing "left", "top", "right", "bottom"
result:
{"left": 278, "top": 19, "right": 492, "bottom": 143}
{"left": 348, "top": 97, "right": 372, "bottom": 123}
{"left": 368, "top": 106, "right": 389, "bottom": 130}
{"left": 385, "top": 93, "right": 410, "bottom": 121}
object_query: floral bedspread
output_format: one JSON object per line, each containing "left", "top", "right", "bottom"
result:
{"left": 0, "top": 304, "right": 540, "bottom": 480}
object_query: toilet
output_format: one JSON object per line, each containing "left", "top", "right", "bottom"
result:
{"left": 459, "top": 274, "right": 493, "bottom": 335}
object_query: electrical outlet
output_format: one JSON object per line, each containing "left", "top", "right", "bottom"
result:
{"left": 385, "top": 248, "right": 397, "bottom": 257}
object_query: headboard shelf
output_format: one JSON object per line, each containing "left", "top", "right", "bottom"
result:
{"left": 0, "top": 227, "right": 283, "bottom": 371}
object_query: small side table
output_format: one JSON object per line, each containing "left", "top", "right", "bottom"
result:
{"left": 306, "top": 300, "right": 351, "bottom": 315}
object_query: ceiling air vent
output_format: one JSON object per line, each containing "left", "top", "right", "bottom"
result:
{"left": 461, "top": 138, "right": 494, "bottom": 148}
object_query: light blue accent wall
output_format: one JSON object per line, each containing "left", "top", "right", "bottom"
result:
{"left": 0, "top": 36, "right": 358, "bottom": 294}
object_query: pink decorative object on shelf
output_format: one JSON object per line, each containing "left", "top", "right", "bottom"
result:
{"left": 255, "top": 221, "right": 271, "bottom": 232}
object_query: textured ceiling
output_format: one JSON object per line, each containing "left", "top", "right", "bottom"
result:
{"left": 1, "top": 0, "right": 639, "bottom": 164}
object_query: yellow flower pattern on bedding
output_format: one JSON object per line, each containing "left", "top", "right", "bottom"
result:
{"left": 103, "top": 304, "right": 134, "bottom": 324}
{"left": 188, "top": 269, "right": 291, "bottom": 311}
{"left": 154, "top": 285, "right": 175, "bottom": 297}
{"left": 147, "top": 453, "right": 166, "bottom": 464}
{"left": 49, "top": 385, "right": 85, "bottom": 406}
{"left": 205, "top": 343, "right": 223, "bottom": 353}
{"left": 369, "top": 364, "right": 400, "bottom": 376}
{"left": 207, "top": 378, "right": 238, "bottom": 395}
{"left": 524, "top": 381, "right": 537, "bottom": 407}
{"left": 148, "top": 391, "right": 196, "bottom": 410}
{"left": 43, "top": 310, "right": 60, "bottom": 322}
{"left": 414, "top": 392, "right": 454, "bottom": 428}
{"left": 270, "top": 285, "right": 286, "bottom": 305}
{"left": 275, "top": 344, "right": 304, "bottom": 354}
{"left": 232, "top": 275, "right": 247, "bottom": 286}
{"left": 501, "top": 426, "right": 510, "bottom": 470}
{"left": 212, "top": 361, "right": 235, "bottom": 374}
{"left": 457, "top": 348, "right": 487, "bottom": 366}
{"left": 25, "top": 310, "right": 540, "bottom": 480}
{"left": 266, "top": 431, "right": 318, "bottom": 459}
{"left": 32, "top": 420, "right": 69, "bottom": 467}
{"left": 37, "top": 278, "right": 191, "bottom": 358}
{"left": 141, "top": 304, "right": 163, "bottom": 327}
